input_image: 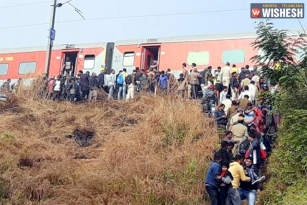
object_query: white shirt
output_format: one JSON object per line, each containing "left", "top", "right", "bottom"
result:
{"left": 219, "top": 90, "right": 227, "bottom": 103}
{"left": 215, "top": 71, "right": 222, "bottom": 83}
{"left": 105, "top": 73, "right": 116, "bottom": 86}
{"left": 251, "top": 75, "right": 260, "bottom": 83}
{"left": 54, "top": 80, "right": 61, "bottom": 91}
{"left": 222, "top": 99, "right": 232, "bottom": 116}
{"left": 238, "top": 90, "right": 251, "bottom": 100}
{"left": 104, "top": 74, "right": 110, "bottom": 86}
{"left": 248, "top": 84, "right": 258, "bottom": 101}
{"left": 221, "top": 66, "right": 231, "bottom": 80}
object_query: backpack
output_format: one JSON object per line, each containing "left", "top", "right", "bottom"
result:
{"left": 125, "top": 75, "right": 133, "bottom": 85}
{"left": 117, "top": 74, "right": 124, "bottom": 85}
{"left": 239, "top": 139, "right": 251, "bottom": 155}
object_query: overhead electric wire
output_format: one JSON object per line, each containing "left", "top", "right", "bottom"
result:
{"left": 0, "top": 1, "right": 50, "bottom": 9}
{"left": 297, "top": 19, "right": 306, "bottom": 35}
{"left": 0, "top": 8, "right": 247, "bottom": 30}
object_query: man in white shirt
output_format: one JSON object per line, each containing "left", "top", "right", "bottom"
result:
{"left": 221, "top": 62, "right": 231, "bottom": 87}
{"left": 221, "top": 94, "right": 232, "bottom": 116}
{"left": 251, "top": 74, "right": 260, "bottom": 84}
{"left": 238, "top": 86, "right": 251, "bottom": 100}
{"left": 248, "top": 80, "right": 258, "bottom": 104}
{"left": 53, "top": 76, "right": 61, "bottom": 100}
{"left": 219, "top": 86, "right": 228, "bottom": 103}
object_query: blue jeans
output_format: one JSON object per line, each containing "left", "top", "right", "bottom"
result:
{"left": 239, "top": 189, "right": 257, "bottom": 205}
{"left": 117, "top": 85, "right": 126, "bottom": 100}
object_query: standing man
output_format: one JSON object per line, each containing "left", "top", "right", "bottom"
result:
{"left": 204, "top": 153, "right": 222, "bottom": 205}
{"left": 228, "top": 155, "right": 251, "bottom": 205}
{"left": 221, "top": 62, "right": 231, "bottom": 87}
{"left": 63, "top": 57, "right": 73, "bottom": 76}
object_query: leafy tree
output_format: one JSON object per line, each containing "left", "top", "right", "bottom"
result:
{"left": 251, "top": 20, "right": 307, "bottom": 90}
{"left": 251, "top": 20, "right": 307, "bottom": 204}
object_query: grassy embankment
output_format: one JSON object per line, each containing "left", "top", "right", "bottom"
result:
{"left": 0, "top": 84, "right": 219, "bottom": 205}
{"left": 258, "top": 91, "right": 307, "bottom": 205}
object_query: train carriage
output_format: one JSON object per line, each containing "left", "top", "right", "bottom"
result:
{"left": 0, "top": 42, "right": 114, "bottom": 85}
{"left": 0, "top": 29, "right": 303, "bottom": 85}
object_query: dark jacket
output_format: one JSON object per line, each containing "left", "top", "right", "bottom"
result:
{"left": 135, "top": 71, "right": 142, "bottom": 81}
{"left": 246, "top": 138, "right": 261, "bottom": 166}
{"left": 216, "top": 148, "right": 230, "bottom": 164}
{"left": 218, "top": 171, "right": 233, "bottom": 188}
{"left": 80, "top": 74, "right": 90, "bottom": 91}
{"left": 230, "top": 77, "right": 239, "bottom": 89}
{"left": 215, "top": 110, "right": 227, "bottom": 125}
{"left": 239, "top": 69, "right": 250, "bottom": 82}
{"left": 97, "top": 73, "right": 104, "bottom": 88}
{"left": 89, "top": 76, "right": 98, "bottom": 88}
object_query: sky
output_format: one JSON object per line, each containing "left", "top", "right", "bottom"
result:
{"left": 0, "top": 0, "right": 306, "bottom": 49}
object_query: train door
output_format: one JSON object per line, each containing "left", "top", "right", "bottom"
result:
{"left": 61, "top": 51, "right": 78, "bottom": 76}
{"left": 140, "top": 45, "right": 161, "bottom": 71}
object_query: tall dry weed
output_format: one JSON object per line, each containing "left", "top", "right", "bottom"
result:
{"left": 0, "top": 82, "right": 219, "bottom": 205}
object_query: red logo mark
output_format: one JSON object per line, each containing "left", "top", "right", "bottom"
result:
{"left": 251, "top": 8, "right": 261, "bottom": 18}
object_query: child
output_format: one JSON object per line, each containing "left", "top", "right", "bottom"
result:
{"left": 217, "top": 162, "right": 233, "bottom": 205}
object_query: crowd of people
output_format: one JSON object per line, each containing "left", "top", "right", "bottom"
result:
{"left": 203, "top": 62, "right": 280, "bottom": 205}
{"left": 1, "top": 61, "right": 279, "bottom": 205}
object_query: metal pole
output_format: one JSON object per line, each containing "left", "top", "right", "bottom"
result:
{"left": 44, "top": 0, "right": 57, "bottom": 77}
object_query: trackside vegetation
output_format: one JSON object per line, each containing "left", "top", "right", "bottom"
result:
{"left": 251, "top": 20, "right": 307, "bottom": 205}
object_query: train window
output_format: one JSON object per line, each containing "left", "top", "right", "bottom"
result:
{"left": 123, "top": 52, "right": 135, "bottom": 66}
{"left": 222, "top": 50, "right": 245, "bottom": 64}
{"left": 187, "top": 51, "right": 209, "bottom": 66}
{"left": 0, "top": 64, "right": 8, "bottom": 76}
{"left": 18, "top": 62, "right": 36, "bottom": 74}
{"left": 84, "top": 55, "right": 95, "bottom": 70}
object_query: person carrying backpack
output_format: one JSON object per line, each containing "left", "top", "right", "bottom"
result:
{"left": 117, "top": 70, "right": 126, "bottom": 100}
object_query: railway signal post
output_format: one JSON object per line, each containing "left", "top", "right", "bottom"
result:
{"left": 45, "top": 0, "right": 58, "bottom": 78}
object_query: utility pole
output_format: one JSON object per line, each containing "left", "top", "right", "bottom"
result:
{"left": 44, "top": 0, "right": 58, "bottom": 77}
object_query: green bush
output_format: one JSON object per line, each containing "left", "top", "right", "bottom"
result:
{"left": 250, "top": 20, "right": 307, "bottom": 204}
{"left": 259, "top": 109, "right": 307, "bottom": 204}
{"left": 283, "top": 180, "right": 307, "bottom": 205}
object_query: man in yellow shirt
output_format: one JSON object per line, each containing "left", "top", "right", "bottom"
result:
{"left": 228, "top": 155, "right": 251, "bottom": 205}
{"left": 274, "top": 60, "right": 281, "bottom": 70}
{"left": 232, "top": 64, "right": 239, "bottom": 74}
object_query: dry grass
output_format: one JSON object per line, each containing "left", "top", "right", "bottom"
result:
{"left": 0, "top": 81, "right": 219, "bottom": 205}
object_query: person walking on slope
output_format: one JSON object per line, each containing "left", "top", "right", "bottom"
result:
{"left": 221, "top": 62, "right": 231, "bottom": 87}
{"left": 204, "top": 153, "right": 222, "bottom": 205}
{"left": 228, "top": 155, "right": 251, "bottom": 205}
